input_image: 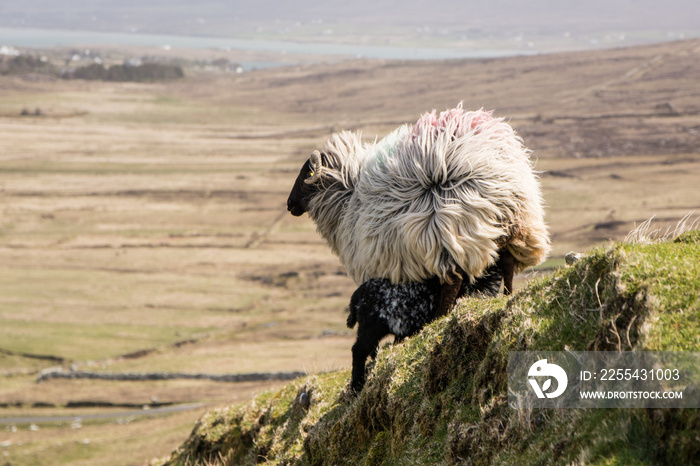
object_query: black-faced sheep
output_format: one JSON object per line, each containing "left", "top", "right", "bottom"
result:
{"left": 287, "top": 105, "right": 550, "bottom": 314}
{"left": 346, "top": 261, "right": 503, "bottom": 392}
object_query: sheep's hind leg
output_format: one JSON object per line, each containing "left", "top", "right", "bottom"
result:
{"left": 498, "top": 249, "right": 516, "bottom": 296}
{"left": 437, "top": 266, "right": 464, "bottom": 317}
{"left": 350, "top": 323, "right": 389, "bottom": 393}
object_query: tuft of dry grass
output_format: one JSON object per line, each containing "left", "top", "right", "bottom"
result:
{"left": 625, "top": 212, "right": 700, "bottom": 244}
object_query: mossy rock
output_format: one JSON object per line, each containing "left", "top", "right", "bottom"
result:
{"left": 159, "top": 232, "right": 700, "bottom": 465}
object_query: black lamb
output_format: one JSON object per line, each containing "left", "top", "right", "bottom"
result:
{"left": 346, "top": 261, "right": 503, "bottom": 392}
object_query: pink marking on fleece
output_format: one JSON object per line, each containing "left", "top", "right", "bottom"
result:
{"left": 411, "top": 104, "right": 494, "bottom": 141}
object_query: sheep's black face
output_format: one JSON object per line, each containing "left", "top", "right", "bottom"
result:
{"left": 287, "top": 158, "right": 320, "bottom": 216}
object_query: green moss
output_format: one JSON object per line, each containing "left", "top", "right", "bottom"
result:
{"left": 161, "top": 371, "right": 351, "bottom": 465}
{"left": 674, "top": 229, "right": 700, "bottom": 244}
{"left": 161, "top": 232, "right": 700, "bottom": 465}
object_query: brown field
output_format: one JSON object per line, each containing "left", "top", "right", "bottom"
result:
{"left": 1, "top": 38, "right": 699, "bottom": 464}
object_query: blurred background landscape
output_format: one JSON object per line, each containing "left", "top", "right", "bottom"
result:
{"left": 1, "top": 1, "right": 699, "bottom": 464}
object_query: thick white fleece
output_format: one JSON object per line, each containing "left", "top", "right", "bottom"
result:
{"left": 307, "top": 106, "right": 550, "bottom": 285}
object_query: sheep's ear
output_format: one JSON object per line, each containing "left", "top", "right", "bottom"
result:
{"left": 304, "top": 150, "right": 323, "bottom": 184}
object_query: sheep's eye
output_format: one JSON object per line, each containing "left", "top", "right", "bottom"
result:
{"left": 307, "top": 169, "right": 315, "bottom": 178}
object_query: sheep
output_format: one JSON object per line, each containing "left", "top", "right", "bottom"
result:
{"left": 346, "top": 261, "right": 503, "bottom": 392}
{"left": 287, "top": 104, "right": 550, "bottom": 314}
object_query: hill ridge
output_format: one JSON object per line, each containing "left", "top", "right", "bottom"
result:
{"left": 157, "top": 230, "right": 699, "bottom": 465}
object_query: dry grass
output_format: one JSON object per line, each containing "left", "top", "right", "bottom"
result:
{"left": 624, "top": 212, "right": 700, "bottom": 244}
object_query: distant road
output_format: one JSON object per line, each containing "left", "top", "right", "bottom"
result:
{"left": 0, "top": 402, "right": 204, "bottom": 425}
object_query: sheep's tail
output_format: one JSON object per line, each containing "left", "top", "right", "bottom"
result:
{"left": 347, "top": 284, "right": 365, "bottom": 328}
{"left": 506, "top": 218, "right": 551, "bottom": 273}
{"left": 346, "top": 305, "right": 357, "bottom": 329}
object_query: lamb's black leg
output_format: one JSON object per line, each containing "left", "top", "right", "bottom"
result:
{"left": 437, "top": 265, "right": 464, "bottom": 317}
{"left": 498, "top": 249, "right": 516, "bottom": 296}
{"left": 351, "top": 323, "right": 389, "bottom": 393}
